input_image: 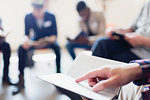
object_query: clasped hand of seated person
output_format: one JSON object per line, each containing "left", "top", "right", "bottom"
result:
{"left": 106, "top": 28, "right": 149, "bottom": 47}
{"left": 22, "top": 35, "right": 56, "bottom": 50}
{"left": 76, "top": 63, "right": 143, "bottom": 100}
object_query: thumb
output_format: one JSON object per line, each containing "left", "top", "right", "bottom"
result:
{"left": 93, "top": 78, "right": 115, "bottom": 92}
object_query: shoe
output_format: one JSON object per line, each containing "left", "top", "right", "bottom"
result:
{"left": 12, "top": 83, "right": 24, "bottom": 95}
{"left": 57, "top": 69, "right": 61, "bottom": 73}
{"left": 2, "top": 79, "right": 16, "bottom": 86}
{"left": 12, "top": 74, "right": 25, "bottom": 95}
{"left": 66, "top": 37, "right": 75, "bottom": 43}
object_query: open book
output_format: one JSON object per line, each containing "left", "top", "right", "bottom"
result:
{"left": 38, "top": 53, "right": 127, "bottom": 100}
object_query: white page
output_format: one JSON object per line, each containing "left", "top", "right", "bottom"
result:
{"left": 38, "top": 73, "right": 113, "bottom": 100}
{"left": 67, "top": 53, "right": 126, "bottom": 78}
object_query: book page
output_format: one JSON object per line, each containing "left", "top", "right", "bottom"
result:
{"left": 38, "top": 74, "right": 115, "bottom": 100}
{"left": 67, "top": 53, "right": 126, "bottom": 78}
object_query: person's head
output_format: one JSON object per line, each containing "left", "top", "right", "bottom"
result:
{"left": 76, "top": 1, "right": 90, "bottom": 22}
{"left": 32, "top": 0, "right": 46, "bottom": 19}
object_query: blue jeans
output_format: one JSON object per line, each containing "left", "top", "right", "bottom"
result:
{"left": 66, "top": 42, "right": 91, "bottom": 60}
{"left": 92, "top": 37, "right": 140, "bottom": 63}
{"left": 18, "top": 42, "right": 61, "bottom": 75}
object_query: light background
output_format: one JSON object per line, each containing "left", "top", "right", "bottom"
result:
{"left": 0, "top": 0, "right": 146, "bottom": 51}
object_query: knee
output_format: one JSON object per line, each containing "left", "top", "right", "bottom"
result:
{"left": 66, "top": 42, "right": 72, "bottom": 50}
{"left": 92, "top": 37, "right": 108, "bottom": 49}
{"left": 52, "top": 43, "right": 61, "bottom": 53}
{"left": 18, "top": 45, "right": 25, "bottom": 53}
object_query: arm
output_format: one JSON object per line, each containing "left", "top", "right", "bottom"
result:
{"left": 48, "top": 15, "right": 57, "bottom": 43}
{"left": 25, "top": 15, "right": 30, "bottom": 38}
{"left": 124, "top": 33, "right": 150, "bottom": 47}
{"left": 130, "top": 59, "right": 150, "bottom": 85}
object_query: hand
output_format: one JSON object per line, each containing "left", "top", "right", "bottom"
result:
{"left": 22, "top": 41, "right": 31, "bottom": 50}
{"left": 76, "top": 63, "right": 142, "bottom": 92}
{"left": 125, "top": 33, "right": 145, "bottom": 47}
{"left": 49, "top": 35, "right": 56, "bottom": 43}
{"left": 106, "top": 28, "right": 116, "bottom": 39}
{"left": 106, "top": 28, "right": 125, "bottom": 39}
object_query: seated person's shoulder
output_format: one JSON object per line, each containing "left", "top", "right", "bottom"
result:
{"left": 45, "top": 11, "right": 56, "bottom": 18}
{"left": 25, "top": 13, "right": 33, "bottom": 20}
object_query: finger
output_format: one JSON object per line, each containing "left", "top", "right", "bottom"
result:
{"left": 93, "top": 78, "right": 115, "bottom": 92}
{"left": 88, "top": 78, "right": 98, "bottom": 87}
{"left": 76, "top": 68, "right": 107, "bottom": 83}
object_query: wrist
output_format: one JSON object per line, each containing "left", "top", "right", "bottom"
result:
{"left": 142, "top": 37, "right": 150, "bottom": 47}
{"left": 126, "top": 63, "right": 143, "bottom": 81}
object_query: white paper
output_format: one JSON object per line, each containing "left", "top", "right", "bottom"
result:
{"left": 38, "top": 74, "right": 113, "bottom": 100}
{"left": 67, "top": 53, "right": 126, "bottom": 78}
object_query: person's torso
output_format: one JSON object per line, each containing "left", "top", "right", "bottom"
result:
{"left": 135, "top": 1, "right": 150, "bottom": 38}
{"left": 27, "top": 12, "right": 56, "bottom": 40}
{"left": 80, "top": 11, "right": 104, "bottom": 36}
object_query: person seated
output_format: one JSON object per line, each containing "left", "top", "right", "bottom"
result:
{"left": 0, "top": 18, "right": 12, "bottom": 85}
{"left": 76, "top": 59, "right": 150, "bottom": 100}
{"left": 92, "top": 1, "right": 150, "bottom": 63}
{"left": 66, "top": 1, "right": 106, "bottom": 60}
{"left": 13, "top": 0, "right": 61, "bottom": 95}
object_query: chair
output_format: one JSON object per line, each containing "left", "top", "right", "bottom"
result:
{"left": 26, "top": 48, "right": 56, "bottom": 67}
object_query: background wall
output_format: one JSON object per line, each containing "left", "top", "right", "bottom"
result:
{"left": 0, "top": 0, "right": 146, "bottom": 51}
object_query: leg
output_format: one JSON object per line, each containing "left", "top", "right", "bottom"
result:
{"left": 47, "top": 42, "right": 61, "bottom": 73}
{"left": 111, "top": 50, "right": 140, "bottom": 63}
{"left": 66, "top": 42, "right": 91, "bottom": 60}
{"left": 0, "top": 42, "right": 11, "bottom": 82}
{"left": 66, "top": 42, "right": 76, "bottom": 60}
{"left": 18, "top": 45, "right": 28, "bottom": 76}
{"left": 92, "top": 37, "right": 133, "bottom": 59}
{"left": 13, "top": 45, "right": 30, "bottom": 95}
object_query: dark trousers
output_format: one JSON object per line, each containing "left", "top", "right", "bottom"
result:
{"left": 18, "top": 42, "right": 61, "bottom": 75}
{"left": 66, "top": 31, "right": 91, "bottom": 60}
{"left": 66, "top": 42, "right": 91, "bottom": 60}
{"left": 92, "top": 37, "right": 140, "bottom": 63}
{"left": 0, "top": 41, "right": 11, "bottom": 80}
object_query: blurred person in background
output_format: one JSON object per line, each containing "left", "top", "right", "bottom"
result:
{"left": 92, "top": 0, "right": 150, "bottom": 63}
{"left": 0, "top": 18, "right": 12, "bottom": 85}
{"left": 13, "top": 0, "right": 61, "bottom": 95}
{"left": 66, "top": 1, "right": 106, "bottom": 60}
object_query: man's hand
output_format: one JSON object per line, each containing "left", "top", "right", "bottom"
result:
{"left": 76, "top": 63, "right": 142, "bottom": 92}
{"left": 22, "top": 41, "right": 31, "bottom": 50}
{"left": 106, "top": 28, "right": 133, "bottom": 39}
{"left": 125, "top": 33, "right": 146, "bottom": 47}
{"left": 49, "top": 35, "right": 56, "bottom": 43}
{"left": 22, "top": 37, "right": 31, "bottom": 50}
